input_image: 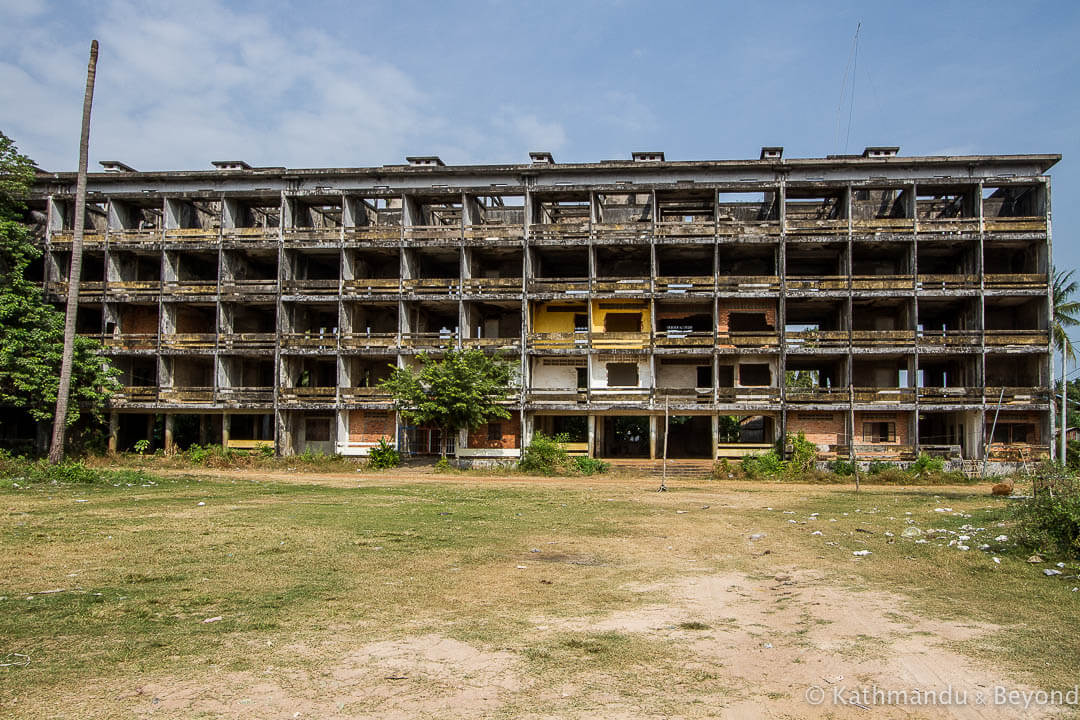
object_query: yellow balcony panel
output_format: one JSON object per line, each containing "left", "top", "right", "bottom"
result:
{"left": 162, "top": 333, "right": 216, "bottom": 349}
{"left": 716, "top": 275, "right": 780, "bottom": 293}
{"left": 105, "top": 333, "right": 157, "bottom": 351}
{"left": 279, "top": 386, "right": 337, "bottom": 403}
{"left": 160, "top": 387, "right": 215, "bottom": 403}
{"left": 983, "top": 330, "right": 1048, "bottom": 347}
{"left": 984, "top": 217, "right": 1046, "bottom": 233}
{"left": 280, "top": 332, "right": 337, "bottom": 350}
{"left": 850, "top": 275, "right": 915, "bottom": 291}
{"left": 656, "top": 220, "right": 716, "bottom": 241}
{"left": 916, "top": 274, "right": 980, "bottom": 292}
{"left": 984, "top": 274, "right": 1047, "bottom": 292}
{"left": 529, "top": 222, "right": 589, "bottom": 244}
{"left": 165, "top": 228, "right": 220, "bottom": 243}
{"left": 464, "top": 225, "right": 525, "bottom": 242}
{"left": 340, "top": 332, "right": 397, "bottom": 349}
{"left": 461, "top": 277, "right": 522, "bottom": 295}
{"left": 218, "top": 333, "right": 276, "bottom": 351}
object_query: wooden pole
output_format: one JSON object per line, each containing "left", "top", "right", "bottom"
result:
{"left": 659, "top": 399, "right": 669, "bottom": 492}
{"left": 48, "top": 40, "right": 99, "bottom": 464}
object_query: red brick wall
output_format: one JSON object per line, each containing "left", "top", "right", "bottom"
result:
{"left": 854, "top": 411, "right": 911, "bottom": 445}
{"left": 787, "top": 412, "right": 845, "bottom": 447}
{"left": 467, "top": 411, "right": 520, "bottom": 449}
{"left": 349, "top": 410, "right": 394, "bottom": 443}
{"left": 121, "top": 306, "right": 158, "bottom": 333}
{"left": 717, "top": 300, "right": 777, "bottom": 333}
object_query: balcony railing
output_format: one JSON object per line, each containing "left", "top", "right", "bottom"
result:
{"left": 280, "top": 332, "right": 338, "bottom": 350}
{"left": 159, "top": 387, "right": 215, "bottom": 403}
{"left": 591, "top": 332, "right": 650, "bottom": 350}
{"left": 717, "top": 331, "right": 781, "bottom": 348}
{"left": 654, "top": 386, "right": 714, "bottom": 403}
{"left": 785, "top": 387, "right": 850, "bottom": 404}
{"left": 50, "top": 232, "right": 106, "bottom": 247}
{"left": 526, "top": 388, "right": 587, "bottom": 404}
{"left": 715, "top": 218, "right": 780, "bottom": 239}
{"left": 343, "top": 226, "right": 401, "bottom": 245}
{"left": 401, "top": 331, "right": 458, "bottom": 348}
{"left": 108, "top": 229, "right": 161, "bottom": 245}
{"left": 165, "top": 228, "right": 220, "bottom": 243}
{"left": 916, "top": 274, "right": 980, "bottom": 292}
{"left": 461, "top": 277, "right": 522, "bottom": 295}
{"left": 340, "top": 386, "right": 393, "bottom": 403}
{"left": 653, "top": 330, "right": 715, "bottom": 348}
{"left": 161, "top": 333, "right": 216, "bottom": 349}
{"left": 340, "top": 332, "right": 397, "bottom": 349}
{"left": 282, "top": 228, "right": 342, "bottom": 246}
{"left": 656, "top": 220, "right": 716, "bottom": 242}
{"left": 529, "top": 222, "right": 589, "bottom": 244}
{"left": 783, "top": 330, "right": 848, "bottom": 350}
{"left": 110, "top": 386, "right": 159, "bottom": 403}
{"left": 984, "top": 330, "right": 1048, "bottom": 347}
{"left": 527, "top": 277, "right": 590, "bottom": 294}
{"left": 461, "top": 336, "right": 522, "bottom": 350}
{"left": 464, "top": 225, "right": 525, "bottom": 242}
{"left": 104, "top": 333, "right": 157, "bottom": 351}
{"left": 220, "top": 279, "right": 278, "bottom": 296}
{"left": 853, "top": 387, "right": 916, "bottom": 404}
{"left": 784, "top": 217, "right": 848, "bottom": 237}
{"left": 105, "top": 281, "right": 161, "bottom": 297}
{"left": 916, "top": 329, "right": 981, "bottom": 348}
{"left": 216, "top": 387, "right": 274, "bottom": 403}
{"left": 983, "top": 216, "right": 1047, "bottom": 233}
{"left": 162, "top": 280, "right": 217, "bottom": 297}
{"left": 528, "top": 331, "right": 588, "bottom": 349}
{"left": 655, "top": 276, "right": 714, "bottom": 294}
{"left": 785, "top": 276, "right": 848, "bottom": 292}
{"left": 716, "top": 275, "right": 781, "bottom": 293}
{"left": 851, "top": 217, "right": 915, "bottom": 233}
{"left": 342, "top": 278, "right": 400, "bottom": 295}
{"left": 850, "top": 330, "right": 916, "bottom": 347}
{"left": 279, "top": 386, "right": 337, "bottom": 403}
{"left": 850, "top": 275, "right": 915, "bottom": 291}
{"left": 402, "top": 278, "right": 460, "bottom": 295}
{"left": 282, "top": 279, "right": 340, "bottom": 296}
{"left": 591, "top": 223, "right": 651, "bottom": 244}
{"left": 48, "top": 280, "right": 106, "bottom": 299}
{"left": 717, "top": 387, "right": 781, "bottom": 403}
{"left": 918, "top": 387, "right": 982, "bottom": 404}
{"left": 984, "top": 274, "right": 1047, "bottom": 292}
{"left": 917, "top": 217, "right": 979, "bottom": 234}
{"left": 218, "top": 332, "right": 276, "bottom": 351}
{"left": 593, "top": 277, "right": 651, "bottom": 293}
{"left": 985, "top": 386, "right": 1050, "bottom": 404}
{"left": 403, "top": 225, "right": 462, "bottom": 243}
{"left": 589, "top": 387, "right": 652, "bottom": 402}
{"left": 220, "top": 227, "right": 275, "bottom": 243}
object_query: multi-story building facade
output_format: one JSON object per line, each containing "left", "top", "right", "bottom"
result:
{"left": 29, "top": 147, "right": 1058, "bottom": 466}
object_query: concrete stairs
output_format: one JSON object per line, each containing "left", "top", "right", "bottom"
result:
{"left": 604, "top": 458, "right": 716, "bottom": 479}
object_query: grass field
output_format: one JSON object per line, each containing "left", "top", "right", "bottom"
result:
{"left": 1, "top": 467, "right": 1078, "bottom": 718}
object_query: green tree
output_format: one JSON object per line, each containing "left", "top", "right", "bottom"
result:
{"left": 1053, "top": 267, "right": 1080, "bottom": 462}
{"left": 0, "top": 131, "right": 116, "bottom": 433}
{"left": 381, "top": 349, "right": 515, "bottom": 458}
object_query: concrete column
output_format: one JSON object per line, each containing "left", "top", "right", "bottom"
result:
{"left": 649, "top": 415, "right": 658, "bottom": 459}
{"left": 199, "top": 414, "right": 209, "bottom": 445}
{"left": 587, "top": 415, "right": 596, "bottom": 457}
{"left": 222, "top": 413, "right": 231, "bottom": 448}
{"left": 108, "top": 412, "right": 119, "bottom": 454}
{"left": 711, "top": 414, "right": 719, "bottom": 461}
{"left": 164, "top": 414, "right": 175, "bottom": 454}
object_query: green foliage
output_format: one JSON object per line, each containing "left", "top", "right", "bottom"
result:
{"left": 255, "top": 442, "right": 274, "bottom": 458}
{"left": 380, "top": 350, "right": 514, "bottom": 457}
{"left": 433, "top": 456, "right": 453, "bottom": 473}
{"left": 787, "top": 431, "right": 816, "bottom": 475}
{"left": 572, "top": 456, "right": 609, "bottom": 476}
{"left": 740, "top": 433, "right": 816, "bottom": 479}
{"left": 133, "top": 439, "right": 150, "bottom": 456}
{"left": 0, "top": 450, "right": 155, "bottom": 486}
{"left": 910, "top": 452, "right": 945, "bottom": 476}
{"left": 519, "top": 431, "right": 569, "bottom": 474}
{"left": 867, "top": 460, "right": 898, "bottom": 475}
{"left": 367, "top": 438, "right": 400, "bottom": 469}
{"left": 1013, "top": 469, "right": 1080, "bottom": 560}
{"left": 740, "top": 450, "right": 784, "bottom": 478}
{"left": 828, "top": 459, "right": 856, "bottom": 476}
{"left": 1053, "top": 267, "right": 1080, "bottom": 362}
{"left": 716, "top": 415, "right": 741, "bottom": 443}
{"left": 0, "top": 132, "right": 117, "bottom": 427}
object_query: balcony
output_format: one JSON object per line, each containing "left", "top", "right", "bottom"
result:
{"left": 850, "top": 275, "right": 915, "bottom": 292}
{"left": 717, "top": 331, "right": 781, "bottom": 349}
{"left": 851, "top": 217, "right": 914, "bottom": 234}
{"left": 402, "top": 278, "right": 460, "bottom": 296}
{"left": 983, "top": 216, "right": 1047, "bottom": 233}
{"left": 159, "top": 387, "right": 215, "bottom": 403}
{"left": 656, "top": 220, "right": 716, "bottom": 243}
{"left": 916, "top": 274, "right": 979, "bottom": 292}
{"left": 219, "top": 227, "right": 274, "bottom": 244}
{"left": 216, "top": 387, "right": 274, "bottom": 404}
{"left": 917, "top": 217, "right": 979, "bottom": 235}
{"left": 528, "top": 331, "right": 588, "bottom": 350}
{"left": 340, "top": 332, "right": 397, "bottom": 350}
{"left": 853, "top": 387, "right": 916, "bottom": 405}
{"left": 218, "top": 333, "right": 276, "bottom": 351}
{"left": 164, "top": 228, "right": 220, "bottom": 244}
{"left": 403, "top": 225, "right": 461, "bottom": 245}
{"left": 342, "top": 278, "right": 400, "bottom": 296}
{"left": 279, "top": 386, "right": 337, "bottom": 404}
{"left": 783, "top": 330, "right": 848, "bottom": 351}
{"left": 162, "top": 280, "right": 217, "bottom": 298}
{"left": 280, "top": 332, "right": 337, "bottom": 350}
{"left": 716, "top": 275, "right": 781, "bottom": 294}
{"left": 464, "top": 224, "right": 525, "bottom": 243}
{"left": 985, "top": 387, "right": 1050, "bottom": 405}
{"left": 282, "top": 228, "right": 341, "bottom": 247}
{"left": 785, "top": 387, "right": 850, "bottom": 404}
{"left": 591, "top": 332, "right": 650, "bottom": 350}
{"left": 526, "top": 388, "right": 587, "bottom": 404}
{"left": 784, "top": 218, "right": 848, "bottom": 238}
{"left": 343, "top": 226, "right": 401, "bottom": 246}
{"left": 984, "top": 330, "right": 1048, "bottom": 348}
{"left": 918, "top": 387, "right": 982, "bottom": 405}
{"left": 340, "top": 386, "right": 393, "bottom": 403}
{"left": 850, "top": 330, "right": 916, "bottom": 348}
{"left": 110, "top": 386, "right": 159, "bottom": 403}
{"left": 716, "top": 387, "right": 781, "bottom": 403}
{"left": 984, "top": 274, "right": 1047, "bottom": 292}
{"left": 161, "top": 333, "right": 216, "bottom": 350}
{"left": 593, "top": 278, "right": 651, "bottom": 294}
{"left": 108, "top": 229, "right": 161, "bottom": 246}
{"left": 104, "top": 333, "right": 157, "bottom": 351}
{"left": 785, "top": 276, "right": 848, "bottom": 292}
{"left": 105, "top": 281, "right": 161, "bottom": 298}
{"left": 47, "top": 280, "right": 106, "bottom": 300}
{"left": 461, "top": 336, "right": 522, "bottom": 351}
{"left": 655, "top": 276, "right": 714, "bottom": 295}
{"left": 715, "top": 219, "right": 780, "bottom": 240}
{"left": 461, "top": 277, "right": 522, "bottom": 296}
{"left": 916, "top": 329, "right": 980, "bottom": 348}
{"left": 401, "top": 331, "right": 458, "bottom": 349}
{"left": 50, "top": 232, "right": 106, "bottom": 248}
{"left": 527, "top": 278, "right": 590, "bottom": 295}
{"left": 220, "top": 279, "right": 279, "bottom": 297}
{"left": 529, "top": 222, "right": 589, "bottom": 245}
{"left": 590, "top": 223, "right": 651, "bottom": 245}
{"left": 282, "top": 279, "right": 340, "bottom": 297}
{"left": 653, "top": 330, "right": 715, "bottom": 348}
{"left": 589, "top": 387, "right": 652, "bottom": 402}
{"left": 654, "top": 386, "right": 714, "bottom": 404}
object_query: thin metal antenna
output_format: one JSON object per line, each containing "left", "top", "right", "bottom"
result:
{"left": 844, "top": 22, "right": 861, "bottom": 154}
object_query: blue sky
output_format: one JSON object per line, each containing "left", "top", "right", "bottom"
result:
{"left": 1, "top": 0, "right": 1077, "bottom": 269}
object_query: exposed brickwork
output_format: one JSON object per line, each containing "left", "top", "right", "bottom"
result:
{"left": 348, "top": 409, "right": 393, "bottom": 444}
{"left": 787, "top": 412, "right": 845, "bottom": 447}
{"left": 467, "top": 411, "right": 521, "bottom": 449}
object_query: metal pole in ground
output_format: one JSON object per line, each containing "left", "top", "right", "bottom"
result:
{"left": 659, "top": 399, "right": 669, "bottom": 492}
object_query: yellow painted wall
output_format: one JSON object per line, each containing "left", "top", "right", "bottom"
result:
{"left": 532, "top": 302, "right": 585, "bottom": 333}
{"left": 590, "top": 300, "right": 651, "bottom": 333}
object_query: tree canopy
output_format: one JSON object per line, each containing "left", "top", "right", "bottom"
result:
{"left": 380, "top": 349, "right": 515, "bottom": 456}
{"left": 0, "top": 131, "right": 116, "bottom": 427}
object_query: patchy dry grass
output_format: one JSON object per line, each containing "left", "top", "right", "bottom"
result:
{"left": 0, "top": 472, "right": 1078, "bottom": 718}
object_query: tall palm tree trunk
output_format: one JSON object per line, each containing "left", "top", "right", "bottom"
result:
{"left": 48, "top": 40, "right": 99, "bottom": 464}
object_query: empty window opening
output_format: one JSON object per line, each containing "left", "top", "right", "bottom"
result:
{"left": 607, "top": 363, "right": 639, "bottom": 387}
{"left": 739, "top": 364, "right": 771, "bottom": 386}
{"left": 604, "top": 313, "right": 642, "bottom": 333}
{"left": 863, "top": 422, "right": 896, "bottom": 443}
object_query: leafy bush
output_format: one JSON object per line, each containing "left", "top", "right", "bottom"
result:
{"left": 786, "top": 432, "right": 817, "bottom": 475}
{"left": 133, "top": 439, "right": 151, "bottom": 455}
{"left": 519, "top": 432, "right": 570, "bottom": 474}
{"left": 910, "top": 453, "right": 945, "bottom": 476}
{"left": 573, "top": 456, "right": 609, "bottom": 475}
{"left": 367, "top": 438, "right": 400, "bottom": 469}
{"left": 433, "top": 456, "right": 453, "bottom": 473}
{"left": 740, "top": 450, "right": 784, "bottom": 478}
{"left": 828, "top": 459, "right": 856, "bottom": 476}
{"left": 1013, "top": 470, "right": 1080, "bottom": 560}
{"left": 867, "top": 460, "right": 898, "bottom": 475}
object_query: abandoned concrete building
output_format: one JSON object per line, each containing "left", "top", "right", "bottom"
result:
{"left": 28, "top": 147, "right": 1058, "bottom": 465}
